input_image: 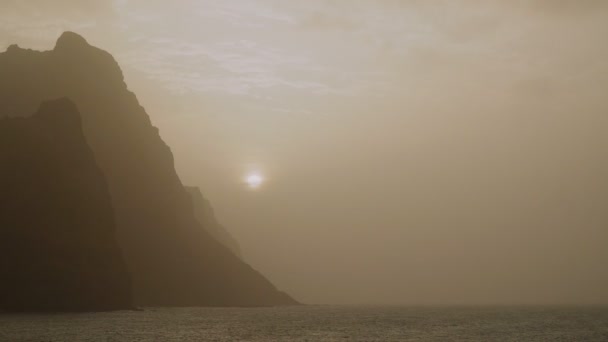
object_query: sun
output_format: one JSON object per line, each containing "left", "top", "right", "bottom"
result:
{"left": 245, "top": 173, "right": 264, "bottom": 189}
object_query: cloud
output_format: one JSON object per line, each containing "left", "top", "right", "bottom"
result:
{"left": 527, "top": 0, "right": 608, "bottom": 15}
{"left": 0, "top": 0, "right": 113, "bottom": 18}
{"left": 0, "top": 0, "right": 115, "bottom": 50}
{"left": 299, "top": 11, "right": 361, "bottom": 31}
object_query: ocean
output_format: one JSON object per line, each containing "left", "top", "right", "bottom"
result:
{"left": 1, "top": 306, "right": 607, "bottom": 341}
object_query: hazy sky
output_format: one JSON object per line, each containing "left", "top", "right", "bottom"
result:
{"left": 2, "top": 0, "right": 607, "bottom": 305}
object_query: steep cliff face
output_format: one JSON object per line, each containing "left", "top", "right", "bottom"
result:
{"left": 0, "top": 32, "right": 297, "bottom": 306}
{"left": 0, "top": 99, "right": 132, "bottom": 312}
{"left": 186, "top": 186, "right": 243, "bottom": 259}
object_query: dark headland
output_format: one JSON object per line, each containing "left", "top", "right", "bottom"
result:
{"left": 0, "top": 99, "right": 132, "bottom": 312}
{"left": 0, "top": 32, "right": 298, "bottom": 311}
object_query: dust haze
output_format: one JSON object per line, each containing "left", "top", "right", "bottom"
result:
{"left": 2, "top": 0, "right": 606, "bottom": 305}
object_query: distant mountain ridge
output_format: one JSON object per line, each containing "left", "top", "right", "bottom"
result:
{"left": 186, "top": 186, "right": 243, "bottom": 259}
{"left": 0, "top": 98, "right": 132, "bottom": 312}
{"left": 0, "top": 32, "right": 297, "bottom": 307}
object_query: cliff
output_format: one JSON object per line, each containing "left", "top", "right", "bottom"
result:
{"left": 0, "top": 99, "right": 132, "bottom": 312}
{"left": 186, "top": 186, "right": 243, "bottom": 259}
{"left": 0, "top": 32, "right": 297, "bottom": 306}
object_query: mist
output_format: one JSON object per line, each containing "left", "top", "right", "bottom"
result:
{"left": 2, "top": 0, "right": 606, "bottom": 306}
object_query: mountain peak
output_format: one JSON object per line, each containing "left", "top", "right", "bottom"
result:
{"left": 0, "top": 33, "right": 298, "bottom": 307}
{"left": 5, "top": 44, "right": 22, "bottom": 53}
{"left": 55, "top": 31, "right": 90, "bottom": 51}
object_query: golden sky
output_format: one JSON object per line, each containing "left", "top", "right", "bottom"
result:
{"left": 2, "top": 0, "right": 608, "bottom": 305}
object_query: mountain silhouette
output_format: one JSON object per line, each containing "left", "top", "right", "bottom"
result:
{"left": 0, "top": 99, "right": 132, "bottom": 312}
{"left": 186, "top": 186, "right": 243, "bottom": 259}
{"left": 0, "top": 32, "right": 297, "bottom": 307}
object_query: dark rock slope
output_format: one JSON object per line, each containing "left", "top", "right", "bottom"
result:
{"left": 186, "top": 186, "right": 243, "bottom": 259}
{"left": 0, "top": 32, "right": 297, "bottom": 306}
{"left": 0, "top": 99, "right": 132, "bottom": 312}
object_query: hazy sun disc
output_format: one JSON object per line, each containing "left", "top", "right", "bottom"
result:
{"left": 246, "top": 173, "right": 264, "bottom": 188}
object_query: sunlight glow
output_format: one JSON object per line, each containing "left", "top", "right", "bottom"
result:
{"left": 246, "top": 173, "right": 264, "bottom": 189}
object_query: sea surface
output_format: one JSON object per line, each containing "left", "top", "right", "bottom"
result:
{"left": 1, "top": 306, "right": 607, "bottom": 341}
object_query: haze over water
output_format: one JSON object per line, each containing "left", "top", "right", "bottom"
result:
{"left": 1, "top": 1, "right": 608, "bottom": 341}
{"left": 1, "top": 0, "right": 607, "bottom": 326}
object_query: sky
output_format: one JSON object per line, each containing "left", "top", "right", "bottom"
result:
{"left": 1, "top": 0, "right": 607, "bottom": 305}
